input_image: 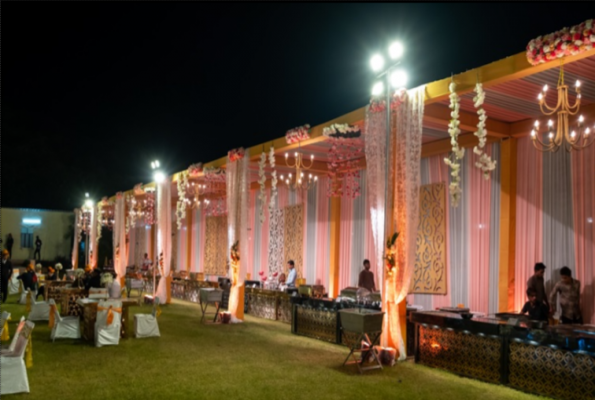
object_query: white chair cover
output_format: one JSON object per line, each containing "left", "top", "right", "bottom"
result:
{"left": 0, "top": 311, "right": 10, "bottom": 339}
{"left": 8, "top": 272, "right": 20, "bottom": 295}
{"left": 1, "top": 317, "right": 26, "bottom": 355}
{"left": 95, "top": 299, "right": 122, "bottom": 347}
{"left": 28, "top": 298, "right": 50, "bottom": 321}
{"left": 0, "top": 320, "right": 34, "bottom": 395}
{"left": 49, "top": 299, "right": 81, "bottom": 341}
{"left": 17, "top": 286, "right": 31, "bottom": 305}
{"left": 134, "top": 297, "right": 160, "bottom": 338}
{"left": 89, "top": 288, "right": 109, "bottom": 299}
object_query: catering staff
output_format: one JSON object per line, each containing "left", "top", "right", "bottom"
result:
{"left": 286, "top": 260, "right": 297, "bottom": 287}
{"left": 527, "top": 262, "right": 549, "bottom": 310}
{"left": 549, "top": 266, "right": 582, "bottom": 324}
{"left": 358, "top": 259, "right": 376, "bottom": 292}
{"left": 521, "top": 288, "right": 549, "bottom": 322}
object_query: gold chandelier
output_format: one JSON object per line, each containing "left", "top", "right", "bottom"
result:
{"left": 280, "top": 143, "right": 318, "bottom": 191}
{"left": 531, "top": 63, "right": 593, "bottom": 152}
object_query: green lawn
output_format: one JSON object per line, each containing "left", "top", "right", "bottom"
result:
{"left": 1, "top": 294, "right": 548, "bottom": 400}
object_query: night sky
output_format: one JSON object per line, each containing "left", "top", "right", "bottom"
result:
{"left": 3, "top": 3, "right": 593, "bottom": 211}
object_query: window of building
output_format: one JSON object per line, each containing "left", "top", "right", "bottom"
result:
{"left": 21, "top": 227, "right": 33, "bottom": 249}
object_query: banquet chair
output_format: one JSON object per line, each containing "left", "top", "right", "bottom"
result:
{"left": 49, "top": 299, "right": 81, "bottom": 342}
{"left": 134, "top": 296, "right": 161, "bottom": 338}
{"left": 0, "top": 320, "right": 35, "bottom": 395}
{"left": 89, "top": 288, "right": 109, "bottom": 300}
{"left": 95, "top": 299, "right": 122, "bottom": 347}
{"left": 0, "top": 311, "right": 11, "bottom": 341}
{"left": 8, "top": 272, "right": 20, "bottom": 295}
{"left": 1, "top": 317, "right": 26, "bottom": 354}
{"left": 18, "top": 285, "right": 32, "bottom": 305}
{"left": 28, "top": 296, "right": 50, "bottom": 322}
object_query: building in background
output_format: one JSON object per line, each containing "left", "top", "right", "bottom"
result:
{"left": 1, "top": 208, "right": 74, "bottom": 264}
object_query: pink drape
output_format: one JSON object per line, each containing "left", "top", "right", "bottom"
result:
{"left": 259, "top": 188, "right": 270, "bottom": 275}
{"left": 247, "top": 191, "right": 256, "bottom": 279}
{"left": 571, "top": 142, "right": 595, "bottom": 324}
{"left": 468, "top": 147, "right": 492, "bottom": 313}
{"left": 364, "top": 191, "right": 379, "bottom": 292}
{"left": 156, "top": 180, "right": 172, "bottom": 304}
{"left": 339, "top": 196, "right": 354, "bottom": 289}
{"left": 197, "top": 207, "right": 206, "bottom": 273}
{"left": 315, "top": 177, "right": 330, "bottom": 288}
{"left": 514, "top": 138, "right": 543, "bottom": 311}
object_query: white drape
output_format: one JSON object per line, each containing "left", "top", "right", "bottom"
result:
{"left": 390, "top": 86, "right": 424, "bottom": 359}
{"left": 226, "top": 155, "right": 249, "bottom": 321}
{"left": 364, "top": 106, "right": 387, "bottom": 297}
{"left": 113, "top": 195, "right": 128, "bottom": 281}
{"left": 72, "top": 209, "right": 81, "bottom": 269}
{"left": 156, "top": 180, "right": 172, "bottom": 304}
{"left": 89, "top": 206, "right": 98, "bottom": 268}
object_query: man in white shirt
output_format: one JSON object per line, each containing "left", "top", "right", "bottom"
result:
{"left": 286, "top": 260, "right": 297, "bottom": 288}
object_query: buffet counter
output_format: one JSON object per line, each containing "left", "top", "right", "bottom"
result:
{"left": 244, "top": 287, "right": 293, "bottom": 323}
{"left": 410, "top": 311, "right": 595, "bottom": 400}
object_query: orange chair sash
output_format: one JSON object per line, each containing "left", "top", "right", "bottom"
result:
{"left": 97, "top": 305, "right": 122, "bottom": 326}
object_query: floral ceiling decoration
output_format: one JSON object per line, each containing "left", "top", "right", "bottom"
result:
{"left": 285, "top": 124, "right": 310, "bottom": 144}
{"left": 472, "top": 82, "right": 497, "bottom": 179}
{"left": 125, "top": 194, "right": 138, "bottom": 234}
{"left": 203, "top": 166, "right": 227, "bottom": 217}
{"left": 258, "top": 151, "right": 267, "bottom": 224}
{"left": 323, "top": 123, "right": 364, "bottom": 198}
{"left": 175, "top": 171, "right": 190, "bottom": 230}
{"left": 269, "top": 146, "right": 278, "bottom": 210}
{"left": 526, "top": 19, "right": 594, "bottom": 65}
{"left": 443, "top": 81, "right": 465, "bottom": 207}
{"left": 228, "top": 147, "right": 246, "bottom": 162}
{"left": 188, "top": 162, "right": 203, "bottom": 177}
{"left": 369, "top": 88, "right": 406, "bottom": 113}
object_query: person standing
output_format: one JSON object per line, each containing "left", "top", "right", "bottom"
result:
{"left": 286, "top": 260, "right": 297, "bottom": 288}
{"left": 521, "top": 288, "right": 549, "bottom": 322}
{"left": 17, "top": 265, "right": 38, "bottom": 293}
{"left": 549, "top": 266, "right": 582, "bottom": 324}
{"left": 527, "top": 262, "right": 549, "bottom": 310}
{"left": 5, "top": 234, "right": 14, "bottom": 259}
{"left": 358, "top": 259, "right": 376, "bottom": 292}
{"left": 33, "top": 236, "right": 42, "bottom": 261}
{"left": 1, "top": 249, "right": 13, "bottom": 303}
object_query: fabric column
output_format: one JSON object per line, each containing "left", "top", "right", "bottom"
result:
{"left": 155, "top": 179, "right": 172, "bottom": 304}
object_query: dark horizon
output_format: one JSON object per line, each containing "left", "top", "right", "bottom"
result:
{"left": 3, "top": 3, "right": 593, "bottom": 211}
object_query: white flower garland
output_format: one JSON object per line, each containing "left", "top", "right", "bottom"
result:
{"left": 269, "top": 147, "right": 277, "bottom": 210}
{"left": 100, "top": 272, "right": 114, "bottom": 286}
{"left": 472, "top": 83, "right": 497, "bottom": 179}
{"left": 96, "top": 202, "right": 103, "bottom": 242}
{"left": 125, "top": 194, "right": 137, "bottom": 234}
{"left": 258, "top": 151, "right": 267, "bottom": 224}
{"left": 443, "top": 81, "right": 465, "bottom": 207}
{"left": 176, "top": 171, "right": 189, "bottom": 231}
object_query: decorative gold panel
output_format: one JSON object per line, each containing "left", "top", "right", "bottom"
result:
{"left": 204, "top": 216, "right": 228, "bottom": 276}
{"left": 411, "top": 183, "right": 447, "bottom": 294}
{"left": 283, "top": 204, "right": 304, "bottom": 277}
{"left": 509, "top": 341, "right": 595, "bottom": 400}
{"left": 268, "top": 209, "right": 285, "bottom": 274}
{"left": 418, "top": 326, "right": 502, "bottom": 384}
{"left": 295, "top": 306, "right": 337, "bottom": 344}
{"left": 249, "top": 291, "right": 278, "bottom": 321}
{"left": 276, "top": 295, "right": 292, "bottom": 324}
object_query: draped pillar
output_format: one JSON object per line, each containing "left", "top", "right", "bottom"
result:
{"left": 89, "top": 206, "right": 98, "bottom": 268}
{"left": 113, "top": 194, "right": 128, "bottom": 284}
{"left": 226, "top": 154, "right": 249, "bottom": 321}
{"left": 388, "top": 86, "right": 424, "bottom": 359}
{"left": 72, "top": 209, "right": 81, "bottom": 269}
{"left": 156, "top": 180, "right": 172, "bottom": 304}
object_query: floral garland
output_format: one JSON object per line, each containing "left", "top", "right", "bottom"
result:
{"left": 228, "top": 147, "right": 245, "bottom": 162}
{"left": 258, "top": 151, "right": 267, "bottom": 224}
{"left": 96, "top": 201, "right": 103, "bottom": 242}
{"left": 176, "top": 171, "right": 189, "bottom": 230}
{"left": 443, "top": 81, "right": 465, "bottom": 207}
{"left": 527, "top": 19, "right": 594, "bottom": 65}
{"left": 204, "top": 166, "right": 226, "bottom": 182}
{"left": 125, "top": 194, "right": 138, "bottom": 234}
{"left": 188, "top": 162, "right": 203, "bottom": 176}
{"left": 384, "top": 232, "right": 399, "bottom": 278}
{"left": 326, "top": 137, "right": 364, "bottom": 198}
{"left": 472, "top": 83, "right": 497, "bottom": 179}
{"left": 285, "top": 124, "right": 310, "bottom": 144}
{"left": 269, "top": 146, "right": 277, "bottom": 210}
{"left": 322, "top": 123, "right": 362, "bottom": 139}
{"left": 144, "top": 191, "right": 156, "bottom": 226}
{"left": 100, "top": 272, "right": 114, "bottom": 286}
{"left": 369, "top": 88, "right": 406, "bottom": 113}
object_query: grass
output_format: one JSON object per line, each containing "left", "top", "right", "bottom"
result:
{"left": 0, "top": 294, "right": 549, "bottom": 400}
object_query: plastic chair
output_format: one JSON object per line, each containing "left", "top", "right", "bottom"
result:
{"left": 49, "top": 299, "right": 81, "bottom": 341}
{"left": 95, "top": 299, "right": 122, "bottom": 347}
{"left": 134, "top": 296, "right": 161, "bottom": 338}
{"left": 0, "top": 320, "right": 35, "bottom": 395}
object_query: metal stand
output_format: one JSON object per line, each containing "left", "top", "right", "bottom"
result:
{"left": 342, "top": 330, "right": 383, "bottom": 374}
{"left": 199, "top": 299, "right": 221, "bottom": 324}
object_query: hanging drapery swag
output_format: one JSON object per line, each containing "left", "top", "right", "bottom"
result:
{"left": 386, "top": 86, "right": 425, "bottom": 360}
{"left": 226, "top": 148, "right": 249, "bottom": 322}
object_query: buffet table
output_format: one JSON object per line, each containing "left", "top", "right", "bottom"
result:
{"left": 170, "top": 279, "right": 220, "bottom": 303}
{"left": 410, "top": 311, "right": 595, "bottom": 400}
{"left": 244, "top": 288, "right": 292, "bottom": 323}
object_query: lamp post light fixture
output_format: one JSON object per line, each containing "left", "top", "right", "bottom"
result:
{"left": 369, "top": 40, "right": 407, "bottom": 287}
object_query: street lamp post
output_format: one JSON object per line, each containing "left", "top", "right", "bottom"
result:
{"left": 369, "top": 41, "right": 407, "bottom": 290}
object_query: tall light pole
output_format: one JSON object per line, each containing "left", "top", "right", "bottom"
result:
{"left": 151, "top": 160, "right": 164, "bottom": 298}
{"left": 369, "top": 41, "right": 407, "bottom": 289}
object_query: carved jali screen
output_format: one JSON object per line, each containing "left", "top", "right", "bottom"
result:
{"left": 267, "top": 204, "right": 304, "bottom": 277}
{"left": 410, "top": 183, "right": 447, "bottom": 294}
{"left": 204, "top": 215, "right": 228, "bottom": 276}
